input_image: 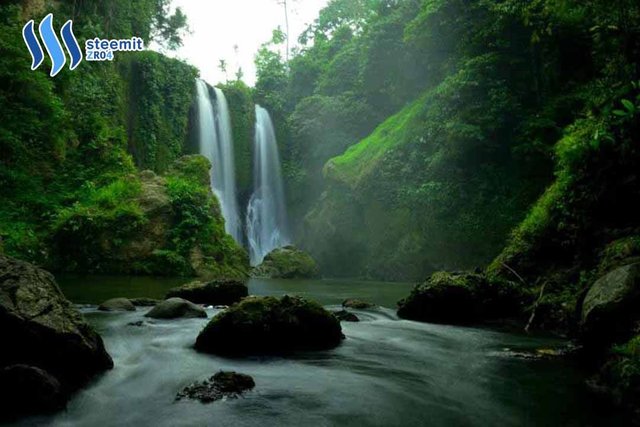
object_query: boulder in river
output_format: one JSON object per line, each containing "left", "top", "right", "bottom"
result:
{"left": 397, "top": 271, "right": 525, "bottom": 325}
{"left": 195, "top": 295, "right": 343, "bottom": 355}
{"left": 251, "top": 246, "right": 320, "bottom": 279}
{"left": 166, "top": 279, "right": 247, "bottom": 305}
{"left": 144, "top": 297, "right": 207, "bottom": 319}
{"left": 580, "top": 263, "right": 640, "bottom": 346}
{"left": 98, "top": 297, "right": 136, "bottom": 312}
{"left": 333, "top": 310, "right": 360, "bottom": 322}
{"left": 342, "top": 299, "right": 375, "bottom": 309}
{"left": 176, "top": 371, "right": 255, "bottom": 403}
{"left": 0, "top": 364, "right": 66, "bottom": 418}
{"left": 0, "top": 255, "right": 113, "bottom": 420}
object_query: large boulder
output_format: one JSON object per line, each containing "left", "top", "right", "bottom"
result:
{"left": 0, "top": 365, "right": 66, "bottom": 419}
{"left": 195, "top": 295, "right": 343, "bottom": 355}
{"left": 397, "top": 271, "right": 526, "bottom": 325}
{"left": 580, "top": 263, "right": 640, "bottom": 346}
{"left": 0, "top": 256, "right": 113, "bottom": 419}
{"left": 251, "top": 246, "right": 320, "bottom": 279}
{"left": 144, "top": 297, "right": 207, "bottom": 319}
{"left": 166, "top": 279, "right": 247, "bottom": 305}
{"left": 98, "top": 297, "right": 136, "bottom": 312}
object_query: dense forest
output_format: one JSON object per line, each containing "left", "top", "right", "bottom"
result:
{"left": 1, "top": 0, "right": 640, "bottom": 424}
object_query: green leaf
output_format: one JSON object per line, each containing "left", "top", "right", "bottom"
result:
{"left": 621, "top": 99, "right": 635, "bottom": 113}
{"left": 613, "top": 109, "right": 628, "bottom": 117}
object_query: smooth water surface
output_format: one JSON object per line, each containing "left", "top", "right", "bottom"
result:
{"left": 15, "top": 277, "right": 619, "bottom": 426}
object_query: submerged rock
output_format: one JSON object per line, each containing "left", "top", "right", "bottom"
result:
{"left": 98, "top": 297, "right": 136, "bottom": 312}
{"left": 195, "top": 295, "right": 343, "bottom": 355}
{"left": 166, "top": 279, "right": 247, "bottom": 305}
{"left": 251, "top": 246, "right": 320, "bottom": 279}
{"left": 342, "top": 299, "right": 375, "bottom": 309}
{"left": 176, "top": 371, "right": 255, "bottom": 403}
{"left": 397, "top": 271, "right": 525, "bottom": 325}
{"left": 0, "top": 255, "right": 113, "bottom": 419}
{"left": 0, "top": 365, "right": 66, "bottom": 419}
{"left": 580, "top": 263, "right": 640, "bottom": 346}
{"left": 333, "top": 310, "right": 360, "bottom": 322}
{"left": 144, "top": 297, "right": 207, "bottom": 319}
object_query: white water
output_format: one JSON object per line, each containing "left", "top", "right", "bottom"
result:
{"left": 246, "top": 105, "right": 290, "bottom": 265}
{"left": 195, "top": 80, "right": 242, "bottom": 243}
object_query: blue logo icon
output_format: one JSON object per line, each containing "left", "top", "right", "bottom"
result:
{"left": 22, "top": 13, "right": 82, "bottom": 77}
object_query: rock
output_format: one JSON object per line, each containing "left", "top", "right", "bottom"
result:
{"left": 176, "top": 371, "right": 255, "bottom": 403}
{"left": 397, "top": 271, "right": 526, "bottom": 325}
{"left": 195, "top": 295, "right": 343, "bottom": 355}
{"left": 144, "top": 297, "right": 207, "bottom": 319}
{"left": 0, "top": 255, "right": 113, "bottom": 418}
{"left": 98, "top": 297, "right": 136, "bottom": 312}
{"left": 251, "top": 246, "right": 320, "bottom": 279}
{"left": 333, "top": 310, "right": 359, "bottom": 322}
{"left": 0, "top": 365, "right": 65, "bottom": 420}
{"left": 126, "top": 321, "right": 145, "bottom": 327}
{"left": 166, "top": 279, "right": 247, "bottom": 305}
{"left": 580, "top": 263, "right": 640, "bottom": 346}
{"left": 129, "top": 297, "right": 159, "bottom": 307}
{"left": 342, "top": 299, "right": 375, "bottom": 309}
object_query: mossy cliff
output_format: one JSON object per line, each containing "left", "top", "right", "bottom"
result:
{"left": 51, "top": 155, "right": 249, "bottom": 278}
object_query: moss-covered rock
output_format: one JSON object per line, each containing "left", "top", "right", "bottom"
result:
{"left": 580, "top": 264, "right": 640, "bottom": 347}
{"left": 176, "top": 371, "right": 255, "bottom": 403}
{"left": 0, "top": 255, "right": 113, "bottom": 419}
{"left": 194, "top": 295, "right": 343, "bottom": 355}
{"left": 166, "top": 279, "right": 248, "bottom": 305}
{"left": 144, "top": 297, "right": 207, "bottom": 319}
{"left": 51, "top": 155, "right": 249, "bottom": 278}
{"left": 98, "top": 298, "right": 136, "bottom": 312}
{"left": 251, "top": 246, "right": 320, "bottom": 279}
{"left": 397, "top": 271, "right": 528, "bottom": 325}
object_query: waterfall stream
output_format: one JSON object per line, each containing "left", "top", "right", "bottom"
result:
{"left": 195, "top": 79, "right": 242, "bottom": 243}
{"left": 246, "top": 105, "right": 290, "bottom": 265}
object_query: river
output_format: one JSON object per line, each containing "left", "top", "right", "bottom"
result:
{"left": 12, "top": 276, "right": 621, "bottom": 426}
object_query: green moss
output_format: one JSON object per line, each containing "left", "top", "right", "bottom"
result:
{"left": 252, "top": 246, "right": 320, "bottom": 279}
{"left": 327, "top": 92, "right": 427, "bottom": 188}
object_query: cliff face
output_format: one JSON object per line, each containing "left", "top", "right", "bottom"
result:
{"left": 51, "top": 155, "right": 249, "bottom": 279}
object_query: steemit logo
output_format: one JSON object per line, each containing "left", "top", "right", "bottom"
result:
{"left": 22, "top": 13, "right": 82, "bottom": 77}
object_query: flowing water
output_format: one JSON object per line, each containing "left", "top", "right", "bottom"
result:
{"left": 195, "top": 80, "right": 242, "bottom": 243}
{"left": 13, "top": 276, "right": 622, "bottom": 426}
{"left": 246, "top": 105, "right": 290, "bottom": 265}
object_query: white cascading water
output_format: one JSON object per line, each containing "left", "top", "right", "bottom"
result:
{"left": 195, "top": 79, "right": 242, "bottom": 243}
{"left": 246, "top": 105, "right": 290, "bottom": 265}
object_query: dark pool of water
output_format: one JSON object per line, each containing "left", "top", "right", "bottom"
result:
{"left": 12, "top": 276, "right": 621, "bottom": 426}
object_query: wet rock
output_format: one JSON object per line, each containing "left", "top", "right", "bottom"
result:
{"left": 129, "top": 297, "right": 159, "bottom": 307}
{"left": 580, "top": 263, "right": 640, "bottom": 346}
{"left": 251, "top": 246, "right": 320, "bottom": 279}
{"left": 126, "top": 321, "right": 145, "bottom": 327}
{"left": 144, "top": 297, "right": 207, "bottom": 319}
{"left": 195, "top": 295, "right": 343, "bottom": 355}
{"left": 342, "top": 299, "right": 375, "bottom": 309}
{"left": 166, "top": 279, "right": 247, "bottom": 305}
{"left": 176, "top": 371, "right": 255, "bottom": 403}
{"left": 0, "top": 365, "right": 65, "bottom": 420}
{"left": 397, "top": 271, "right": 526, "bottom": 325}
{"left": 0, "top": 255, "right": 113, "bottom": 419}
{"left": 333, "top": 310, "right": 360, "bottom": 322}
{"left": 98, "top": 297, "right": 136, "bottom": 312}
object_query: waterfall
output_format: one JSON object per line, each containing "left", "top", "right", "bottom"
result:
{"left": 246, "top": 105, "right": 290, "bottom": 265}
{"left": 195, "top": 79, "right": 242, "bottom": 243}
